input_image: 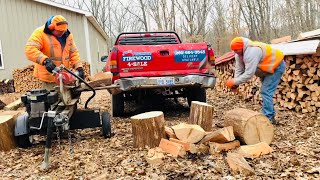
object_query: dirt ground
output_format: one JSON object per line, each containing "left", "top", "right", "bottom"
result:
{"left": 0, "top": 89, "right": 319, "bottom": 179}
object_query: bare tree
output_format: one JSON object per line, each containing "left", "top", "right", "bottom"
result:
{"left": 48, "top": 0, "right": 320, "bottom": 53}
{"left": 148, "top": 0, "right": 176, "bottom": 31}
{"left": 175, "top": 0, "right": 214, "bottom": 40}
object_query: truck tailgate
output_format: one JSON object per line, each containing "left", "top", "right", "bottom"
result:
{"left": 117, "top": 43, "right": 209, "bottom": 77}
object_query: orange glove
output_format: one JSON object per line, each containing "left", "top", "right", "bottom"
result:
{"left": 226, "top": 79, "right": 235, "bottom": 88}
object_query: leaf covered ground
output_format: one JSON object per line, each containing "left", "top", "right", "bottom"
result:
{"left": 0, "top": 89, "right": 319, "bottom": 179}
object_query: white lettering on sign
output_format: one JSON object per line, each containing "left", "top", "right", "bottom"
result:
{"left": 174, "top": 50, "right": 206, "bottom": 55}
{"left": 127, "top": 62, "right": 148, "bottom": 67}
{"left": 122, "top": 55, "right": 152, "bottom": 62}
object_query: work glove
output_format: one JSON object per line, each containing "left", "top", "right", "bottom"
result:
{"left": 226, "top": 79, "right": 236, "bottom": 89}
{"left": 76, "top": 67, "right": 85, "bottom": 79}
{"left": 226, "top": 79, "right": 240, "bottom": 94}
{"left": 43, "top": 58, "right": 56, "bottom": 73}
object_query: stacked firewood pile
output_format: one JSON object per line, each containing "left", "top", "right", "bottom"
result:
{"left": 215, "top": 61, "right": 262, "bottom": 104}
{"left": 215, "top": 49, "right": 320, "bottom": 113}
{"left": 278, "top": 54, "right": 320, "bottom": 113}
{"left": 12, "top": 62, "right": 91, "bottom": 93}
{"left": 82, "top": 62, "right": 91, "bottom": 82}
{"left": 12, "top": 65, "right": 42, "bottom": 93}
{"left": 131, "top": 105, "right": 274, "bottom": 176}
{"left": 0, "top": 79, "right": 15, "bottom": 94}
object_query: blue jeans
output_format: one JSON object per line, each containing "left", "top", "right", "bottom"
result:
{"left": 260, "top": 60, "right": 286, "bottom": 121}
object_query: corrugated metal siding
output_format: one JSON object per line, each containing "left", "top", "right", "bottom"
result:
{"left": 270, "top": 40, "right": 320, "bottom": 55}
{"left": 88, "top": 20, "right": 109, "bottom": 74}
{"left": 0, "top": 0, "right": 89, "bottom": 79}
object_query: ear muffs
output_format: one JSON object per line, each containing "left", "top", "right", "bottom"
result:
{"left": 48, "top": 23, "right": 55, "bottom": 30}
{"left": 47, "top": 16, "right": 55, "bottom": 30}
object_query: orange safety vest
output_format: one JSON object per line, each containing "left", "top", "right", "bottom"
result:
{"left": 249, "top": 41, "right": 284, "bottom": 73}
{"left": 25, "top": 26, "right": 82, "bottom": 82}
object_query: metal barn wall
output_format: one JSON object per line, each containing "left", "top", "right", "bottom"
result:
{"left": 88, "top": 20, "right": 109, "bottom": 74}
{"left": 0, "top": 0, "right": 107, "bottom": 79}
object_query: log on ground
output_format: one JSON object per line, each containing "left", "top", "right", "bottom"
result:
{"left": 224, "top": 108, "right": 274, "bottom": 145}
{"left": 0, "top": 114, "right": 18, "bottom": 151}
{"left": 131, "top": 111, "right": 166, "bottom": 148}
{"left": 188, "top": 101, "right": 214, "bottom": 131}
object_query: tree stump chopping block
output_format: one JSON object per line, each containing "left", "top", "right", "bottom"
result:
{"left": 188, "top": 101, "right": 214, "bottom": 131}
{"left": 131, "top": 111, "right": 166, "bottom": 148}
{"left": 0, "top": 115, "right": 17, "bottom": 151}
{"left": 224, "top": 108, "right": 274, "bottom": 145}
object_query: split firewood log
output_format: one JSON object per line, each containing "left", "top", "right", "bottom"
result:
{"left": 209, "top": 140, "right": 240, "bottom": 154}
{"left": 238, "top": 142, "right": 273, "bottom": 159}
{"left": 199, "top": 126, "right": 235, "bottom": 144}
{"left": 169, "top": 138, "right": 198, "bottom": 153}
{"left": 158, "top": 138, "right": 186, "bottom": 157}
{"left": 226, "top": 153, "right": 255, "bottom": 176}
{"left": 171, "top": 123, "right": 205, "bottom": 144}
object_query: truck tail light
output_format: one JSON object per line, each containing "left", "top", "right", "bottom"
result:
{"left": 105, "top": 47, "right": 119, "bottom": 82}
{"left": 208, "top": 47, "right": 215, "bottom": 65}
{"left": 109, "top": 47, "right": 118, "bottom": 73}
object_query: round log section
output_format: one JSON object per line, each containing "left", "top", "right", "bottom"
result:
{"left": 224, "top": 108, "right": 274, "bottom": 145}
{"left": 188, "top": 101, "right": 214, "bottom": 131}
{"left": 0, "top": 115, "right": 17, "bottom": 151}
{"left": 131, "top": 111, "right": 166, "bottom": 148}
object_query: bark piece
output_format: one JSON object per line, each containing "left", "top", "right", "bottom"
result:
{"left": 224, "top": 108, "right": 274, "bottom": 145}
{"left": 169, "top": 138, "right": 198, "bottom": 153}
{"left": 188, "top": 101, "right": 214, "bottom": 131}
{"left": 171, "top": 123, "right": 205, "bottom": 144}
{"left": 165, "top": 126, "right": 177, "bottom": 139}
{"left": 209, "top": 140, "right": 240, "bottom": 154}
{"left": 0, "top": 115, "right": 17, "bottom": 151}
{"left": 226, "top": 153, "right": 255, "bottom": 176}
{"left": 158, "top": 138, "right": 186, "bottom": 157}
{"left": 131, "top": 111, "right": 166, "bottom": 148}
{"left": 199, "top": 126, "right": 235, "bottom": 144}
{"left": 238, "top": 142, "right": 273, "bottom": 159}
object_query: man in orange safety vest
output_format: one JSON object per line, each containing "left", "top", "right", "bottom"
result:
{"left": 226, "top": 37, "right": 286, "bottom": 124}
{"left": 25, "top": 15, "right": 84, "bottom": 90}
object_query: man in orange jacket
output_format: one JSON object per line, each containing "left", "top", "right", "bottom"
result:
{"left": 25, "top": 15, "right": 84, "bottom": 90}
{"left": 226, "top": 37, "right": 286, "bottom": 124}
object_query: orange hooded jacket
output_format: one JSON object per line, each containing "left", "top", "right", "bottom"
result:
{"left": 25, "top": 18, "right": 82, "bottom": 83}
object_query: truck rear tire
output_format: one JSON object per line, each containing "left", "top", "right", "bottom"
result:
{"left": 187, "top": 87, "right": 206, "bottom": 107}
{"left": 102, "top": 112, "right": 112, "bottom": 138}
{"left": 112, "top": 93, "right": 124, "bottom": 117}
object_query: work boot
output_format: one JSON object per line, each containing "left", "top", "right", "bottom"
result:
{"left": 270, "top": 116, "right": 278, "bottom": 125}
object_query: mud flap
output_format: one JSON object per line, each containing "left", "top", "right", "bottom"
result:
{"left": 69, "top": 109, "right": 101, "bottom": 130}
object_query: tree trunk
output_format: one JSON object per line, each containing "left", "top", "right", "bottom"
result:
{"left": 0, "top": 115, "right": 17, "bottom": 151}
{"left": 188, "top": 101, "right": 214, "bottom": 131}
{"left": 224, "top": 108, "right": 274, "bottom": 145}
{"left": 131, "top": 111, "right": 166, "bottom": 148}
